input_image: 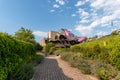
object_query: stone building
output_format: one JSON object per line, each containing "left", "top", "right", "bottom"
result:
{"left": 40, "top": 39, "right": 47, "bottom": 47}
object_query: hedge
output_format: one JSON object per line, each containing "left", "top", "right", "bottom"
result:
{"left": 70, "top": 35, "right": 120, "bottom": 70}
{"left": 0, "top": 32, "right": 35, "bottom": 80}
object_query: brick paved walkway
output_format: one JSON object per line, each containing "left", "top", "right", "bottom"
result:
{"left": 31, "top": 56, "right": 73, "bottom": 80}
{"left": 32, "top": 56, "right": 98, "bottom": 80}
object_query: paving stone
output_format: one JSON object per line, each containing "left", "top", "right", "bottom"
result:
{"left": 32, "top": 57, "right": 73, "bottom": 80}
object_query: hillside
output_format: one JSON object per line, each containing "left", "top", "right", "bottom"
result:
{"left": 58, "top": 34, "right": 120, "bottom": 80}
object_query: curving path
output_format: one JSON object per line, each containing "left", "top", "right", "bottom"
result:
{"left": 31, "top": 56, "right": 98, "bottom": 80}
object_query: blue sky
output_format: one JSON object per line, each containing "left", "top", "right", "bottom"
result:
{"left": 0, "top": 0, "right": 120, "bottom": 42}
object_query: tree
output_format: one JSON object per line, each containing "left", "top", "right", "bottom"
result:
{"left": 14, "top": 27, "right": 43, "bottom": 51}
{"left": 14, "top": 27, "right": 35, "bottom": 43}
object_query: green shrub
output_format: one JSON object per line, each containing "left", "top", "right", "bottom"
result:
{"left": 116, "top": 72, "right": 120, "bottom": 80}
{"left": 60, "top": 35, "right": 120, "bottom": 79}
{"left": 61, "top": 52, "right": 72, "bottom": 61}
{"left": 98, "top": 47, "right": 110, "bottom": 63}
{"left": 69, "top": 52, "right": 83, "bottom": 67}
{"left": 35, "top": 42, "right": 43, "bottom": 51}
{"left": 78, "top": 59, "right": 91, "bottom": 74}
{"left": 0, "top": 66, "right": 7, "bottom": 80}
{"left": 70, "top": 45, "right": 81, "bottom": 52}
{"left": 109, "top": 47, "right": 120, "bottom": 70}
{"left": 61, "top": 52, "right": 91, "bottom": 74}
{"left": 95, "top": 67, "right": 115, "bottom": 80}
{"left": 8, "top": 63, "right": 34, "bottom": 80}
{"left": 54, "top": 48, "right": 66, "bottom": 56}
{"left": 32, "top": 55, "right": 44, "bottom": 66}
{"left": 91, "top": 61, "right": 117, "bottom": 80}
{"left": 49, "top": 47, "right": 56, "bottom": 55}
{"left": 54, "top": 49, "right": 62, "bottom": 56}
{"left": 44, "top": 42, "right": 54, "bottom": 55}
{"left": 60, "top": 51, "right": 118, "bottom": 79}
{"left": 70, "top": 35, "right": 120, "bottom": 70}
{"left": 0, "top": 32, "right": 35, "bottom": 80}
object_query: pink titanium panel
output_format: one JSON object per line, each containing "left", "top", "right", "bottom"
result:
{"left": 64, "top": 29, "right": 85, "bottom": 42}
{"left": 64, "top": 29, "right": 74, "bottom": 39}
{"left": 78, "top": 37, "right": 85, "bottom": 42}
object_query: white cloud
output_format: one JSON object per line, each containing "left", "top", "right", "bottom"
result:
{"left": 56, "top": 0, "right": 65, "bottom": 5}
{"left": 53, "top": 4, "right": 60, "bottom": 8}
{"left": 50, "top": 0, "right": 120, "bottom": 36}
{"left": 91, "top": 9, "right": 120, "bottom": 28}
{"left": 111, "top": 21, "right": 120, "bottom": 28}
{"left": 90, "top": 19, "right": 100, "bottom": 28}
{"left": 50, "top": 9, "right": 55, "bottom": 12}
{"left": 80, "top": 19, "right": 89, "bottom": 23}
{"left": 71, "top": 14, "right": 76, "bottom": 17}
{"left": 101, "top": 23, "right": 109, "bottom": 27}
{"left": 85, "top": 0, "right": 90, "bottom": 2}
{"left": 75, "top": 0, "right": 90, "bottom": 7}
{"left": 75, "top": 0, "right": 120, "bottom": 36}
{"left": 97, "top": 31, "right": 108, "bottom": 36}
{"left": 75, "top": 25, "right": 92, "bottom": 36}
{"left": 77, "top": 8, "right": 89, "bottom": 19}
{"left": 91, "top": 0, "right": 120, "bottom": 11}
{"left": 81, "top": 11, "right": 89, "bottom": 18}
{"left": 33, "top": 31, "right": 47, "bottom": 37}
{"left": 75, "top": 1, "right": 85, "bottom": 7}
{"left": 91, "top": 0, "right": 105, "bottom": 9}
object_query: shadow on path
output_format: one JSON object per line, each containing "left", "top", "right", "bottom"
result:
{"left": 32, "top": 57, "right": 73, "bottom": 80}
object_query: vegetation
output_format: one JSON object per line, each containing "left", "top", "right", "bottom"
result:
{"left": 58, "top": 34, "right": 120, "bottom": 80}
{"left": 32, "top": 54, "right": 44, "bottom": 66}
{"left": 0, "top": 32, "right": 43, "bottom": 80}
{"left": 35, "top": 42, "right": 43, "bottom": 51}
{"left": 53, "top": 48, "right": 67, "bottom": 56}
{"left": 14, "top": 27, "right": 35, "bottom": 43}
{"left": 71, "top": 35, "right": 120, "bottom": 70}
{"left": 7, "top": 63, "right": 34, "bottom": 80}
{"left": 111, "top": 30, "right": 120, "bottom": 35}
{"left": 43, "top": 42, "right": 55, "bottom": 55}
{"left": 14, "top": 27, "right": 43, "bottom": 51}
{"left": 61, "top": 52, "right": 91, "bottom": 74}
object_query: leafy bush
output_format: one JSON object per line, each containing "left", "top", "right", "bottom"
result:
{"left": 116, "top": 72, "right": 120, "bottom": 80}
{"left": 0, "top": 66, "right": 7, "bottom": 80}
{"left": 70, "top": 35, "right": 120, "bottom": 70}
{"left": 8, "top": 63, "right": 34, "bottom": 80}
{"left": 32, "top": 55, "right": 44, "bottom": 66}
{"left": 61, "top": 52, "right": 91, "bottom": 74}
{"left": 54, "top": 49, "right": 61, "bottom": 56}
{"left": 60, "top": 35, "right": 120, "bottom": 79}
{"left": 35, "top": 42, "right": 43, "bottom": 51}
{"left": 69, "top": 52, "right": 83, "bottom": 67}
{"left": 49, "top": 47, "right": 56, "bottom": 55}
{"left": 61, "top": 52, "right": 71, "bottom": 61}
{"left": 54, "top": 48, "right": 67, "bottom": 56}
{"left": 0, "top": 32, "right": 35, "bottom": 80}
{"left": 91, "top": 61, "right": 117, "bottom": 80}
{"left": 70, "top": 45, "right": 81, "bottom": 52}
{"left": 78, "top": 59, "right": 91, "bottom": 74}
{"left": 44, "top": 42, "right": 54, "bottom": 55}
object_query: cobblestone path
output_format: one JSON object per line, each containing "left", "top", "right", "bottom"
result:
{"left": 32, "top": 56, "right": 73, "bottom": 80}
{"left": 32, "top": 56, "right": 98, "bottom": 80}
